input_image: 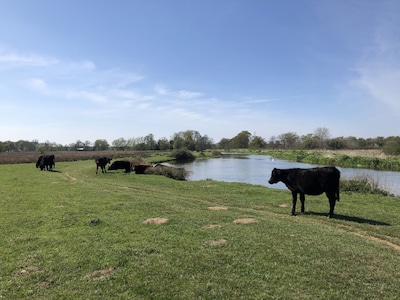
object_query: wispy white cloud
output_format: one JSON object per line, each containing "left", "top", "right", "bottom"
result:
{"left": 351, "top": 2, "right": 400, "bottom": 115}
{"left": 0, "top": 52, "right": 59, "bottom": 67}
{"left": 176, "top": 90, "right": 203, "bottom": 99}
{"left": 26, "top": 78, "right": 49, "bottom": 92}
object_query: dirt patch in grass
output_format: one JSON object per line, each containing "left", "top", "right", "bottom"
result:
{"left": 279, "top": 203, "right": 289, "bottom": 208}
{"left": 65, "top": 173, "right": 77, "bottom": 181}
{"left": 54, "top": 205, "right": 65, "bottom": 209}
{"left": 233, "top": 218, "right": 257, "bottom": 224}
{"left": 13, "top": 266, "right": 39, "bottom": 277}
{"left": 206, "top": 239, "right": 227, "bottom": 246}
{"left": 38, "top": 278, "right": 58, "bottom": 288}
{"left": 84, "top": 267, "right": 115, "bottom": 281}
{"left": 208, "top": 206, "right": 228, "bottom": 210}
{"left": 353, "top": 232, "right": 400, "bottom": 251}
{"left": 202, "top": 224, "right": 222, "bottom": 229}
{"left": 142, "top": 218, "right": 169, "bottom": 224}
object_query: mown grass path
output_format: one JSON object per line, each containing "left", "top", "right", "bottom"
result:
{"left": 1, "top": 160, "right": 400, "bottom": 299}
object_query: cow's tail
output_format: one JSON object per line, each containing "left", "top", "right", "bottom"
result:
{"left": 336, "top": 189, "right": 340, "bottom": 202}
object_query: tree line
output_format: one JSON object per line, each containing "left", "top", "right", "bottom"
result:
{"left": 1, "top": 128, "right": 400, "bottom": 155}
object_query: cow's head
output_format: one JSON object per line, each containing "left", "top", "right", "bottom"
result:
{"left": 268, "top": 168, "right": 281, "bottom": 184}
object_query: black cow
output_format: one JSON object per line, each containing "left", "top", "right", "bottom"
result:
{"left": 268, "top": 167, "right": 340, "bottom": 218}
{"left": 36, "top": 155, "right": 55, "bottom": 171}
{"left": 95, "top": 157, "right": 111, "bottom": 174}
{"left": 133, "top": 163, "right": 152, "bottom": 174}
{"left": 108, "top": 160, "right": 131, "bottom": 173}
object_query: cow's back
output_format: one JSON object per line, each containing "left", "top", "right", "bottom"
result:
{"left": 292, "top": 167, "right": 339, "bottom": 195}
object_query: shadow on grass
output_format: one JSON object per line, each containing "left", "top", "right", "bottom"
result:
{"left": 48, "top": 169, "right": 62, "bottom": 173}
{"left": 306, "top": 211, "right": 391, "bottom": 226}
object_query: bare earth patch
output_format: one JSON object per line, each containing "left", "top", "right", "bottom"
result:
{"left": 208, "top": 206, "right": 228, "bottom": 210}
{"left": 13, "top": 266, "right": 39, "bottom": 277}
{"left": 353, "top": 232, "right": 400, "bottom": 251}
{"left": 84, "top": 267, "right": 115, "bottom": 281}
{"left": 206, "top": 239, "right": 228, "bottom": 246}
{"left": 38, "top": 278, "right": 58, "bottom": 288}
{"left": 54, "top": 205, "right": 65, "bottom": 209}
{"left": 65, "top": 173, "right": 77, "bottom": 181}
{"left": 233, "top": 218, "right": 257, "bottom": 224}
{"left": 201, "top": 224, "right": 222, "bottom": 229}
{"left": 142, "top": 218, "right": 169, "bottom": 224}
{"left": 279, "top": 203, "right": 289, "bottom": 208}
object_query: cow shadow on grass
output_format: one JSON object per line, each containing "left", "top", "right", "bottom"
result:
{"left": 305, "top": 211, "right": 391, "bottom": 226}
{"left": 48, "top": 169, "right": 62, "bottom": 173}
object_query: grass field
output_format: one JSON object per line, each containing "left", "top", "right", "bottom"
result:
{"left": 1, "top": 159, "right": 400, "bottom": 299}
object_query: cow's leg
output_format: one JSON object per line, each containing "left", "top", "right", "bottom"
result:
{"left": 327, "top": 192, "right": 336, "bottom": 218}
{"left": 102, "top": 166, "right": 106, "bottom": 173}
{"left": 300, "top": 193, "right": 305, "bottom": 213}
{"left": 291, "top": 191, "right": 297, "bottom": 216}
{"left": 96, "top": 165, "right": 99, "bottom": 174}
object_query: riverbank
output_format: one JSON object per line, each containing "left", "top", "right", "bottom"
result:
{"left": 261, "top": 149, "right": 400, "bottom": 171}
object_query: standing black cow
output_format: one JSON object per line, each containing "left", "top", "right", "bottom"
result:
{"left": 108, "top": 160, "right": 131, "bottom": 173}
{"left": 95, "top": 157, "right": 111, "bottom": 174}
{"left": 268, "top": 167, "right": 340, "bottom": 218}
{"left": 36, "top": 155, "right": 55, "bottom": 171}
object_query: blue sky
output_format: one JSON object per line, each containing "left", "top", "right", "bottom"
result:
{"left": 1, "top": 0, "right": 399, "bottom": 145}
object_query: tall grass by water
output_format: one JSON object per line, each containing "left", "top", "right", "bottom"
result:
{"left": 1, "top": 159, "right": 400, "bottom": 299}
{"left": 265, "top": 150, "right": 400, "bottom": 171}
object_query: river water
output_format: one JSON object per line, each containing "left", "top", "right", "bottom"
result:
{"left": 172, "top": 154, "right": 400, "bottom": 196}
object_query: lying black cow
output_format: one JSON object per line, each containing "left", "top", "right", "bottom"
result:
{"left": 108, "top": 160, "right": 131, "bottom": 173}
{"left": 133, "top": 163, "right": 152, "bottom": 174}
{"left": 95, "top": 157, "right": 111, "bottom": 174}
{"left": 36, "top": 154, "right": 55, "bottom": 171}
{"left": 268, "top": 167, "right": 340, "bottom": 218}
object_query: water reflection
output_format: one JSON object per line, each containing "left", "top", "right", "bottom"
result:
{"left": 173, "top": 154, "right": 400, "bottom": 196}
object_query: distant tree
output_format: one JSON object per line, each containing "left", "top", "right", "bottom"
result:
{"left": 195, "top": 135, "right": 213, "bottom": 151}
{"left": 144, "top": 134, "right": 157, "bottom": 150}
{"left": 266, "top": 136, "right": 280, "bottom": 149}
{"left": 301, "top": 134, "right": 318, "bottom": 149}
{"left": 249, "top": 136, "right": 266, "bottom": 149}
{"left": 277, "top": 132, "right": 300, "bottom": 149}
{"left": 230, "top": 131, "right": 251, "bottom": 149}
{"left": 217, "top": 138, "right": 231, "bottom": 150}
{"left": 172, "top": 136, "right": 185, "bottom": 149}
{"left": 157, "top": 138, "right": 171, "bottom": 150}
{"left": 112, "top": 137, "right": 128, "bottom": 150}
{"left": 171, "top": 130, "right": 210, "bottom": 151}
{"left": 94, "top": 139, "right": 109, "bottom": 151}
{"left": 314, "top": 127, "right": 330, "bottom": 149}
{"left": 383, "top": 140, "right": 400, "bottom": 155}
{"left": 327, "top": 137, "right": 346, "bottom": 150}
{"left": 383, "top": 136, "right": 400, "bottom": 155}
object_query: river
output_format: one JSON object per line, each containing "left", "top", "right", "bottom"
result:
{"left": 172, "top": 154, "right": 400, "bottom": 196}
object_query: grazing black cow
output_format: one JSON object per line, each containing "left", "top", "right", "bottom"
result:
{"left": 108, "top": 160, "right": 131, "bottom": 173}
{"left": 268, "top": 167, "right": 340, "bottom": 218}
{"left": 95, "top": 157, "right": 111, "bottom": 174}
{"left": 36, "top": 154, "right": 55, "bottom": 171}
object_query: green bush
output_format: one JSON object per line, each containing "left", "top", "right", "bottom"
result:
{"left": 341, "top": 175, "right": 392, "bottom": 196}
{"left": 170, "top": 149, "right": 195, "bottom": 161}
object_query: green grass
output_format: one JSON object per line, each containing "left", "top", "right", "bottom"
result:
{"left": 1, "top": 160, "right": 400, "bottom": 299}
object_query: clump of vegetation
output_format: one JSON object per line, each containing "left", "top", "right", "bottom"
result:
{"left": 170, "top": 149, "right": 195, "bottom": 161}
{"left": 341, "top": 175, "right": 393, "bottom": 196}
{"left": 145, "top": 165, "right": 189, "bottom": 180}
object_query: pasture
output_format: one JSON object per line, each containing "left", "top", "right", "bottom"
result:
{"left": 1, "top": 159, "right": 400, "bottom": 299}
